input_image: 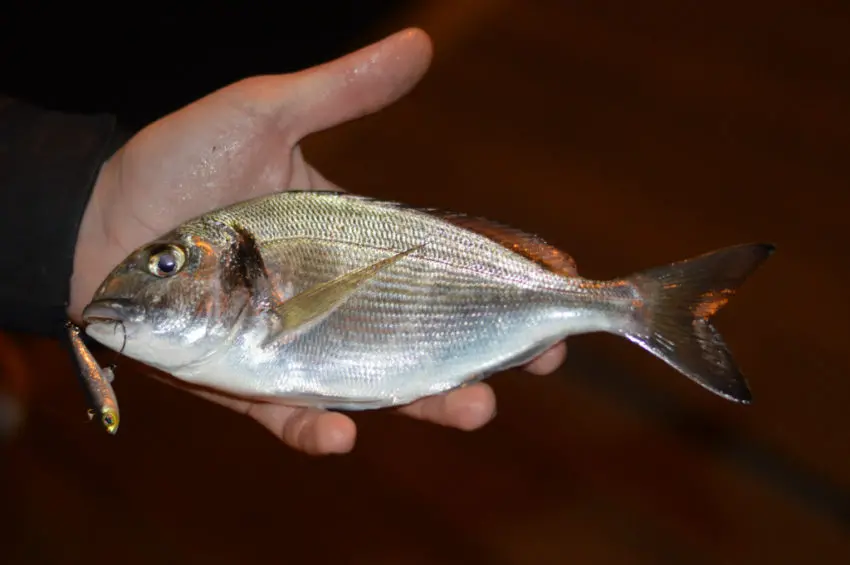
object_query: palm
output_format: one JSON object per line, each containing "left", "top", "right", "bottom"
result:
{"left": 113, "top": 122, "right": 323, "bottom": 249}
{"left": 69, "top": 29, "right": 566, "bottom": 455}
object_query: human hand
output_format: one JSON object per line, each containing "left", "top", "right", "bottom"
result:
{"left": 68, "top": 28, "right": 568, "bottom": 454}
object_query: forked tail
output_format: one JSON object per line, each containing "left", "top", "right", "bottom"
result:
{"left": 624, "top": 243, "right": 775, "bottom": 403}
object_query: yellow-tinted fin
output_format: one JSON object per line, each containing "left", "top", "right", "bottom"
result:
{"left": 436, "top": 213, "right": 578, "bottom": 276}
{"left": 264, "top": 245, "right": 424, "bottom": 344}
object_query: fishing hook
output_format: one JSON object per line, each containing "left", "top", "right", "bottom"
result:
{"left": 106, "top": 320, "right": 127, "bottom": 371}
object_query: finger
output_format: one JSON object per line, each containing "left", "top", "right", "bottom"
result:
{"left": 247, "top": 403, "right": 356, "bottom": 455}
{"left": 398, "top": 382, "right": 496, "bottom": 431}
{"left": 272, "top": 27, "right": 433, "bottom": 141}
{"left": 523, "top": 342, "right": 568, "bottom": 375}
{"left": 167, "top": 371, "right": 357, "bottom": 456}
{"left": 306, "top": 165, "right": 342, "bottom": 191}
{"left": 288, "top": 145, "right": 345, "bottom": 191}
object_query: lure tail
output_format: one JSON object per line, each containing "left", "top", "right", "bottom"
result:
{"left": 624, "top": 243, "right": 775, "bottom": 403}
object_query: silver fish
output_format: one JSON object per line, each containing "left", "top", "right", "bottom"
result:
{"left": 65, "top": 321, "right": 120, "bottom": 434}
{"left": 81, "top": 191, "right": 773, "bottom": 411}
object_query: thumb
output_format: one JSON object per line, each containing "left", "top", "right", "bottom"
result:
{"left": 242, "top": 28, "right": 433, "bottom": 141}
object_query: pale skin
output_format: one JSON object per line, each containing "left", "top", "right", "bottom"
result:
{"left": 68, "top": 28, "right": 571, "bottom": 455}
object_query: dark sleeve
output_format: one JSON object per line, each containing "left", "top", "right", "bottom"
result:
{"left": 0, "top": 96, "right": 129, "bottom": 339}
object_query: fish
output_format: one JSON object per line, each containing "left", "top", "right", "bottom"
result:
{"left": 81, "top": 190, "right": 774, "bottom": 411}
{"left": 65, "top": 321, "right": 120, "bottom": 434}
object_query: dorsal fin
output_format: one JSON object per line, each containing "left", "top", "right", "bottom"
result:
{"left": 435, "top": 212, "right": 578, "bottom": 276}
{"left": 277, "top": 192, "right": 578, "bottom": 276}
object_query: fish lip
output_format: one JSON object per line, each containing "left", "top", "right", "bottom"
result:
{"left": 82, "top": 299, "right": 143, "bottom": 324}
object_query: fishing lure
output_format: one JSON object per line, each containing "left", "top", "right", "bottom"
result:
{"left": 65, "top": 321, "right": 120, "bottom": 434}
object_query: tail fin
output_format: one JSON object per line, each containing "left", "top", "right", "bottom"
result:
{"left": 624, "top": 243, "right": 775, "bottom": 404}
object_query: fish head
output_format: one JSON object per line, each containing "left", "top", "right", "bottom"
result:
{"left": 82, "top": 221, "right": 249, "bottom": 372}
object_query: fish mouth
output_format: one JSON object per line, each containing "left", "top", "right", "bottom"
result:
{"left": 82, "top": 299, "right": 144, "bottom": 325}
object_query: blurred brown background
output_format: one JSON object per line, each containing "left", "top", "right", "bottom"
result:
{"left": 2, "top": 1, "right": 849, "bottom": 563}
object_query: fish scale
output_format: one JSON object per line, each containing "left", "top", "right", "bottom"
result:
{"left": 83, "top": 191, "right": 774, "bottom": 412}
{"left": 212, "top": 193, "right": 569, "bottom": 290}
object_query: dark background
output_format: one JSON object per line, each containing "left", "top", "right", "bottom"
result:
{"left": 0, "top": 2, "right": 407, "bottom": 130}
{"left": 2, "top": 1, "right": 849, "bottom": 564}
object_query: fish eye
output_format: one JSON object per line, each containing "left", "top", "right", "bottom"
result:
{"left": 147, "top": 245, "right": 186, "bottom": 277}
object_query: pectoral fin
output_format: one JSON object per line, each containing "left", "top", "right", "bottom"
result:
{"left": 264, "top": 245, "right": 423, "bottom": 344}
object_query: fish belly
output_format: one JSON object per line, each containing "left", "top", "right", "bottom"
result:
{"left": 193, "top": 240, "right": 607, "bottom": 410}
{"left": 207, "top": 295, "right": 577, "bottom": 410}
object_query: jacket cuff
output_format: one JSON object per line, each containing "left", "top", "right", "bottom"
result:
{"left": 0, "top": 97, "right": 128, "bottom": 338}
